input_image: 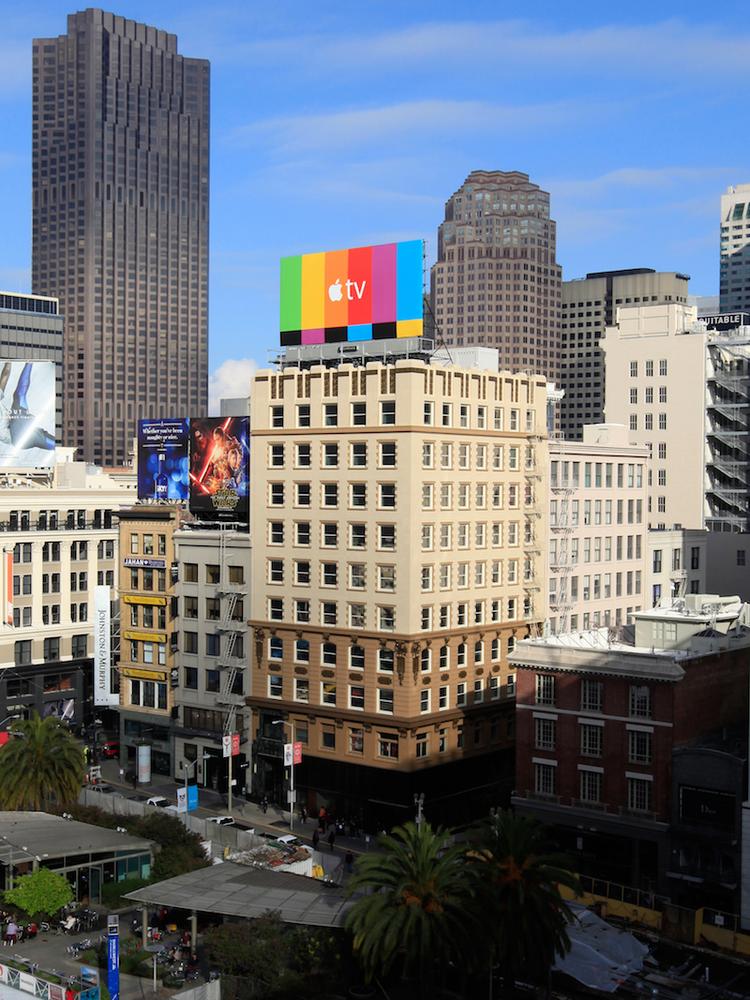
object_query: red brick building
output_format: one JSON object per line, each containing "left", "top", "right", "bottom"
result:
{"left": 511, "top": 595, "right": 750, "bottom": 899}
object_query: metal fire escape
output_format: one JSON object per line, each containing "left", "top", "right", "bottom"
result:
{"left": 213, "top": 523, "right": 248, "bottom": 736}
{"left": 705, "top": 335, "right": 750, "bottom": 531}
{"left": 547, "top": 449, "right": 575, "bottom": 635}
{"left": 523, "top": 439, "right": 544, "bottom": 634}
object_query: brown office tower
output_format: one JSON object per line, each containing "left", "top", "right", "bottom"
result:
{"left": 431, "top": 170, "right": 561, "bottom": 381}
{"left": 32, "top": 10, "right": 209, "bottom": 466}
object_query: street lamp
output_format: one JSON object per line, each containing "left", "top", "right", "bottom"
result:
{"left": 414, "top": 792, "right": 425, "bottom": 828}
{"left": 271, "top": 720, "right": 295, "bottom": 832}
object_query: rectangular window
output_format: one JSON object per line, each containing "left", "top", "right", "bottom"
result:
{"left": 534, "top": 717, "right": 556, "bottom": 750}
{"left": 579, "top": 770, "right": 602, "bottom": 804}
{"left": 380, "top": 400, "right": 396, "bottom": 425}
{"left": 628, "top": 729, "right": 652, "bottom": 764}
{"left": 581, "top": 679, "right": 602, "bottom": 712}
{"left": 629, "top": 685, "right": 652, "bottom": 718}
{"left": 534, "top": 762, "right": 556, "bottom": 796}
{"left": 580, "top": 723, "right": 602, "bottom": 758}
{"left": 535, "top": 674, "right": 555, "bottom": 706}
{"left": 627, "top": 776, "right": 652, "bottom": 812}
{"left": 378, "top": 688, "right": 394, "bottom": 714}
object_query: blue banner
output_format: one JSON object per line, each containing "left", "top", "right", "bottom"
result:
{"left": 107, "top": 931, "right": 119, "bottom": 1000}
{"left": 187, "top": 783, "right": 199, "bottom": 811}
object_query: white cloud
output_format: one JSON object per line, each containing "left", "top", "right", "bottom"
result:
{"left": 547, "top": 166, "right": 743, "bottom": 199}
{"left": 234, "top": 98, "right": 588, "bottom": 154}
{"left": 208, "top": 358, "right": 258, "bottom": 413}
{"left": 217, "top": 18, "right": 750, "bottom": 80}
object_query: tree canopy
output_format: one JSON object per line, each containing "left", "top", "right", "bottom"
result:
{"left": 4, "top": 867, "right": 73, "bottom": 918}
{"left": 0, "top": 713, "right": 84, "bottom": 810}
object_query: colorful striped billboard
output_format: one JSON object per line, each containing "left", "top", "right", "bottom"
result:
{"left": 280, "top": 240, "right": 424, "bottom": 346}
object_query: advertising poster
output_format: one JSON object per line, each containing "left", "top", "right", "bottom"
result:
{"left": 189, "top": 416, "right": 249, "bottom": 522}
{"left": 0, "top": 360, "right": 56, "bottom": 467}
{"left": 280, "top": 240, "right": 424, "bottom": 347}
{"left": 4, "top": 550, "right": 12, "bottom": 626}
{"left": 136, "top": 743, "right": 151, "bottom": 785}
{"left": 137, "top": 418, "right": 190, "bottom": 501}
{"left": 94, "top": 586, "right": 117, "bottom": 707}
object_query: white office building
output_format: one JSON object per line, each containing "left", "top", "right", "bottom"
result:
{"left": 720, "top": 184, "right": 750, "bottom": 313}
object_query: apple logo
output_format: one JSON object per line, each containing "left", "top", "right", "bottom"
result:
{"left": 328, "top": 279, "right": 343, "bottom": 302}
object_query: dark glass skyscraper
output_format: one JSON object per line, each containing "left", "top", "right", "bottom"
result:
{"left": 32, "top": 9, "right": 209, "bottom": 466}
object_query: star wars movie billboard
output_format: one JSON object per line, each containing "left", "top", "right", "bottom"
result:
{"left": 188, "top": 417, "right": 249, "bottom": 522}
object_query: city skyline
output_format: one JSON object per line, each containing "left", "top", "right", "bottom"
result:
{"left": 1, "top": 1, "right": 749, "bottom": 405}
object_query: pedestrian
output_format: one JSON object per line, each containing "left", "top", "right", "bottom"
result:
{"left": 261, "top": 795, "right": 268, "bottom": 815}
{"left": 131, "top": 771, "right": 137, "bottom": 790}
{"left": 327, "top": 828, "right": 336, "bottom": 852}
{"left": 318, "top": 806, "right": 327, "bottom": 830}
{"left": 345, "top": 850, "right": 354, "bottom": 875}
{"left": 5, "top": 919, "right": 18, "bottom": 947}
{"left": 65, "top": 985, "right": 76, "bottom": 1000}
{"left": 118, "top": 767, "right": 124, "bottom": 783}
{"left": 312, "top": 828, "right": 320, "bottom": 850}
{"left": 300, "top": 804, "right": 307, "bottom": 824}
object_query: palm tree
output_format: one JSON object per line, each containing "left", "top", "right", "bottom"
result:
{"left": 0, "top": 713, "right": 85, "bottom": 810}
{"left": 345, "top": 821, "right": 481, "bottom": 998}
{"left": 469, "top": 810, "right": 579, "bottom": 996}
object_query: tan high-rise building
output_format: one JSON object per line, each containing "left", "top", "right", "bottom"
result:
{"left": 32, "top": 10, "right": 210, "bottom": 466}
{"left": 560, "top": 269, "right": 690, "bottom": 440}
{"left": 430, "top": 171, "right": 561, "bottom": 380}
{"left": 248, "top": 357, "right": 548, "bottom": 824}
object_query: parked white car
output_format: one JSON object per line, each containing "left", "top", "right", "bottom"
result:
{"left": 146, "top": 795, "right": 179, "bottom": 814}
{"left": 206, "top": 815, "right": 235, "bottom": 826}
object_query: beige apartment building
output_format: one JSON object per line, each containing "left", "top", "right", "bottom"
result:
{"left": 602, "top": 303, "right": 707, "bottom": 530}
{"left": 548, "top": 424, "right": 649, "bottom": 634}
{"left": 560, "top": 269, "right": 689, "bottom": 440}
{"left": 248, "top": 357, "right": 549, "bottom": 825}
{"left": 602, "top": 303, "right": 750, "bottom": 533}
{"left": 118, "top": 505, "right": 183, "bottom": 776}
{"left": 0, "top": 460, "right": 133, "bottom": 728}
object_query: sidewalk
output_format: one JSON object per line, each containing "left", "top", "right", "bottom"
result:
{"left": 98, "top": 759, "right": 373, "bottom": 858}
{"left": 6, "top": 929, "right": 174, "bottom": 1000}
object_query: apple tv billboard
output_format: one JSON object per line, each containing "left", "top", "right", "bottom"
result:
{"left": 137, "top": 418, "right": 190, "bottom": 501}
{"left": 0, "top": 361, "right": 56, "bottom": 467}
{"left": 189, "top": 416, "right": 249, "bottom": 523}
{"left": 279, "top": 240, "right": 424, "bottom": 347}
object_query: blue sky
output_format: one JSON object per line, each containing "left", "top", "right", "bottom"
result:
{"left": 1, "top": 1, "right": 748, "bottom": 403}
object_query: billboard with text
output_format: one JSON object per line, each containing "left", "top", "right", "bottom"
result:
{"left": 0, "top": 361, "right": 56, "bottom": 467}
{"left": 189, "top": 417, "right": 249, "bottom": 522}
{"left": 137, "top": 418, "right": 190, "bottom": 501}
{"left": 280, "top": 240, "right": 423, "bottom": 347}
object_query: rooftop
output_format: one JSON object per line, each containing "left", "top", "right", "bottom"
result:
{"left": 125, "top": 861, "right": 351, "bottom": 928}
{"left": 0, "top": 812, "right": 152, "bottom": 860}
{"left": 511, "top": 597, "right": 750, "bottom": 679}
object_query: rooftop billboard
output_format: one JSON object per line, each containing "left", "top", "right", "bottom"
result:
{"left": 137, "top": 418, "right": 190, "bottom": 501}
{"left": 280, "top": 240, "right": 423, "bottom": 347}
{"left": 189, "top": 417, "right": 249, "bottom": 523}
{"left": 0, "top": 361, "right": 56, "bottom": 467}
